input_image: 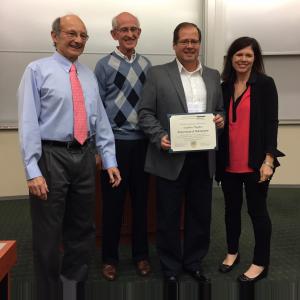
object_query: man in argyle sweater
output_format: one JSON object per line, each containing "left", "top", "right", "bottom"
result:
{"left": 94, "top": 12, "right": 151, "bottom": 281}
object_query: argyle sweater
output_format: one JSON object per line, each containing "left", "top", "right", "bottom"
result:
{"left": 94, "top": 52, "right": 151, "bottom": 140}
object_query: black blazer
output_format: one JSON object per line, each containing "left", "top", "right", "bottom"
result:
{"left": 216, "top": 72, "right": 285, "bottom": 181}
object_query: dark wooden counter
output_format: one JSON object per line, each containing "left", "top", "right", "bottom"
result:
{"left": 0, "top": 240, "right": 17, "bottom": 300}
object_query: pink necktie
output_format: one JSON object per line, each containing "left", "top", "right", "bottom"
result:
{"left": 69, "top": 64, "right": 88, "bottom": 144}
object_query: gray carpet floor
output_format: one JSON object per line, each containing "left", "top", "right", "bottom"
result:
{"left": 0, "top": 187, "right": 299, "bottom": 300}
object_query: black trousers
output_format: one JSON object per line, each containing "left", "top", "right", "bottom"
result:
{"left": 156, "top": 152, "right": 212, "bottom": 277}
{"left": 221, "top": 171, "right": 272, "bottom": 266}
{"left": 101, "top": 139, "right": 149, "bottom": 264}
{"left": 30, "top": 143, "right": 96, "bottom": 300}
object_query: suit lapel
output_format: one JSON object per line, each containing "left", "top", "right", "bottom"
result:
{"left": 202, "top": 66, "right": 212, "bottom": 112}
{"left": 166, "top": 60, "right": 188, "bottom": 112}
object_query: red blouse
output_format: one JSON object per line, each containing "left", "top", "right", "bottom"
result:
{"left": 226, "top": 86, "right": 254, "bottom": 173}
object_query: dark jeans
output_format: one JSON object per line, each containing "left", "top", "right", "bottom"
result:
{"left": 221, "top": 171, "right": 272, "bottom": 266}
{"left": 30, "top": 143, "right": 96, "bottom": 300}
{"left": 101, "top": 139, "right": 149, "bottom": 264}
{"left": 156, "top": 152, "right": 212, "bottom": 277}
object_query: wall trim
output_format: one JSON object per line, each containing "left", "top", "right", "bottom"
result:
{"left": 0, "top": 195, "right": 28, "bottom": 201}
{"left": 213, "top": 184, "right": 300, "bottom": 189}
{"left": 1, "top": 185, "right": 299, "bottom": 201}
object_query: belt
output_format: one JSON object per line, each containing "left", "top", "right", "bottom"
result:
{"left": 42, "top": 139, "right": 90, "bottom": 149}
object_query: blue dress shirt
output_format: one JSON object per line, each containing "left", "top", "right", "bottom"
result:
{"left": 18, "top": 52, "right": 117, "bottom": 180}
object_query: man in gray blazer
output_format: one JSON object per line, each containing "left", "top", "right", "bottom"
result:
{"left": 138, "top": 22, "right": 224, "bottom": 286}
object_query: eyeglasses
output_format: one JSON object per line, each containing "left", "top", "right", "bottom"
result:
{"left": 177, "top": 39, "right": 200, "bottom": 46}
{"left": 60, "top": 30, "right": 89, "bottom": 41}
{"left": 115, "top": 27, "right": 140, "bottom": 34}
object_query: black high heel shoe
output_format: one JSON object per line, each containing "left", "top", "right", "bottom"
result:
{"left": 237, "top": 266, "right": 268, "bottom": 283}
{"left": 219, "top": 253, "right": 240, "bottom": 273}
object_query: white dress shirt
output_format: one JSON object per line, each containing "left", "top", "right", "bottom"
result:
{"left": 176, "top": 59, "right": 207, "bottom": 113}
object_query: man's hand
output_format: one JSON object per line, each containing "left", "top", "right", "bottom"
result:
{"left": 107, "top": 167, "right": 122, "bottom": 188}
{"left": 27, "top": 176, "right": 49, "bottom": 200}
{"left": 161, "top": 135, "right": 171, "bottom": 150}
{"left": 214, "top": 114, "right": 225, "bottom": 129}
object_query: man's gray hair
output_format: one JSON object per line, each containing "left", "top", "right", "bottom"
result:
{"left": 111, "top": 13, "right": 140, "bottom": 30}
{"left": 52, "top": 17, "right": 61, "bottom": 35}
{"left": 51, "top": 17, "right": 61, "bottom": 48}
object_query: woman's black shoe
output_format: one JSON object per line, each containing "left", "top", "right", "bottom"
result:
{"left": 219, "top": 253, "right": 240, "bottom": 273}
{"left": 237, "top": 267, "right": 268, "bottom": 283}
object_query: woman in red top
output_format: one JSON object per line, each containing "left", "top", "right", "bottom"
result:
{"left": 216, "top": 37, "right": 284, "bottom": 282}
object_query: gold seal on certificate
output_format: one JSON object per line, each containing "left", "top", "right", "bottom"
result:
{"left": 169, "top": 113, "right": 217, "bottom": 152}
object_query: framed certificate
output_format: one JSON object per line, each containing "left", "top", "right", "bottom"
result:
{"left": 168, "top": 113, "right": 217, "bottom": 153}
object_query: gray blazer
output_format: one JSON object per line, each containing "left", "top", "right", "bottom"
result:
{"left": 138, "top": 60, "right": 224, "bottom": 180}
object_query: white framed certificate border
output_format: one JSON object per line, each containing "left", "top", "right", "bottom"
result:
{"left": 167, "top": 112, "right": 218, "bottom": 153}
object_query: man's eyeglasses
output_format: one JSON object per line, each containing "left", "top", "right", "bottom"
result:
{"left": 60, "top": 30, "right": 89, "bottom": 41}
{"left": 177, "top": 39, "right": 200, "bottom": 46}
{"left": 115, "top": 27, "right": 140, "bottom": 34}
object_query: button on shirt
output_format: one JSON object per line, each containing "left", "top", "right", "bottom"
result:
{"left": 176, "top": 59, "right": 207, "bottom": 113}
{"left": 18, "top": 51, "right": 117, "bottom": 180}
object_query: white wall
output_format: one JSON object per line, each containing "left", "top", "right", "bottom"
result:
{"left": 0, "top": 0, "right": 299, "bottom": 198}
{"left": 0, "top": 131, "right": 27, "bottom": 197}
{"left": 275, "top": 125, "right": 300, "bottom": 185}
{"left": 0, "top": 0, "right": 204, "bottom": 125}
{"left": 0, "top": 125, "right": 298, "bottom": 198}
{"left": 224, "top": 0, "right": 300, "bottom": 55}
{"left": 206, "top": 0, "right": 300, "bottom": 122}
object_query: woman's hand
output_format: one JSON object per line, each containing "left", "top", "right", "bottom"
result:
{"left": 259, "top": 162, "right": 274, "bottom": 183}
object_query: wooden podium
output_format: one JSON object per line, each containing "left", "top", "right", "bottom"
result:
{"left": 94, "top": 172, "right": 184, "bottom": 243}
{"left": 0, "top": 241, "right": 17, "bottom": 300}
{"left": 94, "top": 173, "right": 158, "bottom": 242}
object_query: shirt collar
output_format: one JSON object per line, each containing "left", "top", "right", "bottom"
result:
{"left": 114, "top": 47, "right": 136, "bottom": 62}
{"left": 176, "top": 58, "right": 203, "bottom": 75}
{"left": 53, "top": 51, "right": 80, "bottom": 73}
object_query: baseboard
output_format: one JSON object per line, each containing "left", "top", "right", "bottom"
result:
{"left": 0, "top": 195, "right": 28, "bottom": 201}
{"left": 0, "top": 185, "right": 299, "bottom": 201}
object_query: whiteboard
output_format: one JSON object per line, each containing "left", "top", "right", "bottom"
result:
{"left": 0, "top": 0, "right": 203, "bottom": 126}
{"left": 225, "top": 0, "right": 300, "bottom": 55}
{"left": 264, "top": 55, "right": 300, "bottom": 122}
{"left": 224, "top": 0, "right": 300, "bottom": 122}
